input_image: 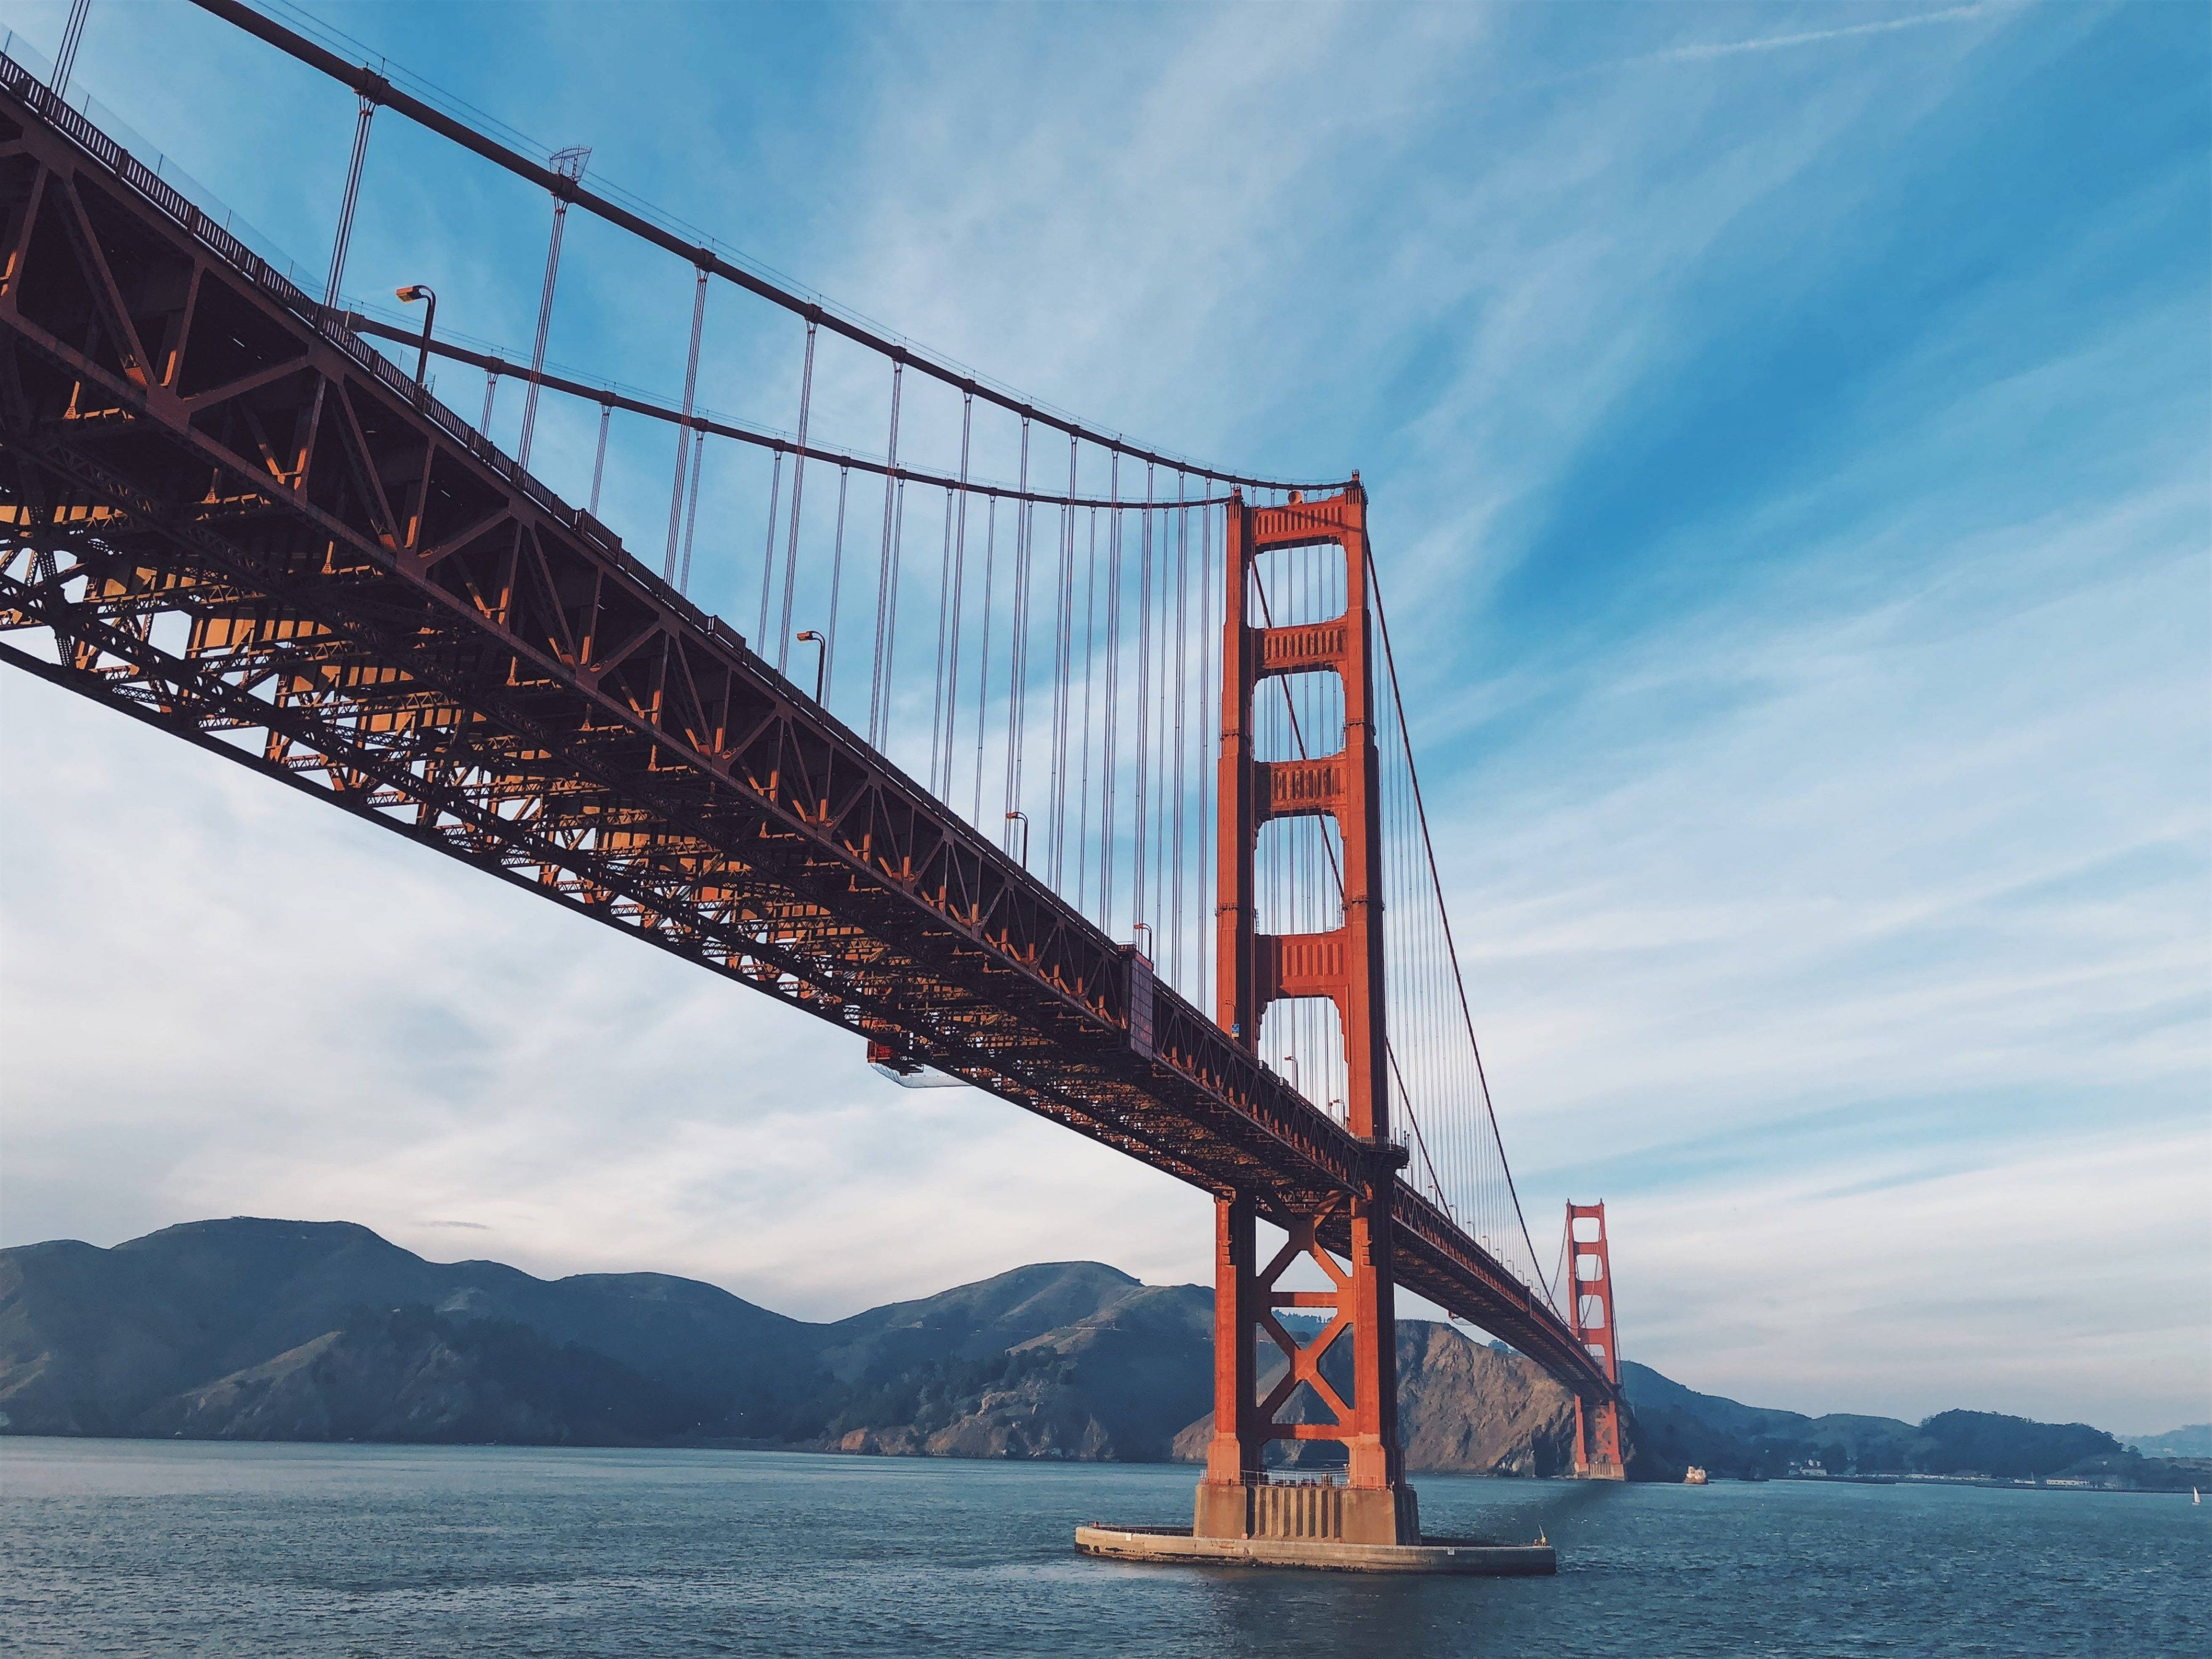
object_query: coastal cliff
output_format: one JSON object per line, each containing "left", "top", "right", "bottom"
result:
{"left": 1167, "top": 1320, "right": 1591, "bottom": 1476}
{"left": 5, "top": 1219, "right": 2177, "bottom": 1487}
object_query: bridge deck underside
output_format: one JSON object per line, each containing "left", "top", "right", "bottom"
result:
{"left": 0, "top": 68, "right": 1610, "bottom": 1399}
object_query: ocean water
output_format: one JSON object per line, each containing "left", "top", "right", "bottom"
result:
{"left": 2, "top": 1440, "right": 2204, "bottom": 1657}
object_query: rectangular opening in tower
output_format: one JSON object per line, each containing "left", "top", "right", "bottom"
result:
{"left": 1255, "top": 814, "right": 1345, "bottom": 935}
{"left": 1253, "top": 668, "right": 1344, "bottom": 762}
{"left": 1258, "top": 995, "right": 1349, "bottom": 1123}
{"left": 1248, "top": 540, "right": 1347, "bottom": 627}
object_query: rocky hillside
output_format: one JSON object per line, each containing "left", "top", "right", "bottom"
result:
{"left": 5, "top": 1219, "right": 2162, "bottom": 1485}
{"left": 1166, "top": 1318, "right": 1670, "bottom": 1478}
{"left": 129, "top": 1306, "right": 701, "bottom": 1444}
{"left": 820, "top": 1284, "right": 1214, "bottom": 1462}
{"left": 0, "top": 1218, "right": 816, "bottom": 1439}
{"left": 3, "top": 1220, "right": 1587, "bottom": 1468}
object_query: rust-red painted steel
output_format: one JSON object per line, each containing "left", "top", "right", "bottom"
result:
{"left": 0, "top": 64, "right": 1617, "bottom": 1405}
{"left": 1205, "top": 486, "right": 1409, "bottom": 1519}
{"left": 1568, "top": 1202, "right": 1627, "bottom": 1479}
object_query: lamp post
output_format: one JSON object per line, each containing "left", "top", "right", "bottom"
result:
{"left": 795, "top": 630, "right": 826, "bottom": 704}
{"left": 1005, "top": 809, "right": 1029, "bottom": 869}
{"left": 396, "top": 284, "right": 437, "bottom": 391}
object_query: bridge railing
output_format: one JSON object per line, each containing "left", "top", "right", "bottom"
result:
{"left": 0, "top": 47, "right": 659, "bottom": 597}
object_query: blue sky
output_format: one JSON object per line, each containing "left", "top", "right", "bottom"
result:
{"left": 1, "top": 1, "right": 2205, "bottom": 1432}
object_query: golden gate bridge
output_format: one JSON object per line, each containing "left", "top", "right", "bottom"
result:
{"left": 0, "top": 0, "right": 1628, "bottom": 1562}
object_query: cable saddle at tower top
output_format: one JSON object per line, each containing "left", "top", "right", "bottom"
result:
{"left": 191, "top": 0, "right": 1345, "bottom": 498}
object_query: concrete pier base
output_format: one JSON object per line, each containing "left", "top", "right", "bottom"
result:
{"left": 1194, "top": 1476, "right": 1419, "bottom": 1545}
{"left": 1074, "top": 1524, "right": 1556, "bottom": 1576}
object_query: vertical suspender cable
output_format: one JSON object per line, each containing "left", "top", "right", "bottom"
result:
{"left": 775, "top": 316, "right": 819, "bottom": 675}
{"left": 1074, "top": 506, "right": 1099, "bottom": 915}
{"left": 588, "top": 403, "right": 611, "bottom": 516}
{"left": 755, "top": 449, "right": 784, "bottom": 638}
{"left": 970, "top": 495, "right": 998, "bottom": 823}
{"left": 516, "top": 147, "right": 589, "bottom": 469}
{"left": 1159, "top": 493, "right": 1177, "bottom": 947}
{"left": 1200, "top": 490, "right": 1215, "bottom": 1017}
{"left": 1133, "top": 463, "right": 1154, "bottom": 934}
{"left": 323, "top": 94, "right": 375, "bottom": 313}
{"left": 1152, "top": 484, "right": 1172, "bottom": 956}
{"left": 1002, "top": 419, "right": 1034, "bottom": 845}
{"left": 1171, "top": 471, "right": 1189, "bottom": 989}
{"left": 51, "top": 0, "right": 91, "bottom": 99}
{"left": 938, "top": 392, "right": 975, "bottom": 797}
{"left": 1371, "top": 565, "right": 1556, "bottom": 1308}
{"left": 823, "top": 465, "right": 850, "bottom": 705}
{"left": 881, "top": 479, "right": 908, "bottom": 747}
{"left": 479, "top": 367, "right": 498, "bottom": 434}
{"left": 929, "top": 488, "right": 956, "bottom": 793}
{"left": 868, "top": 361, "right": 904, "bottom": 747}
{"left": 929, "top": 396, "right": 972, "bottom": 796}
{"left": 1098, "top": 454, "right": 1123, "bottom": 924}
{"left": 1049, "top": 436, "right": 1078, "bottom": 887}
{"left": 677, "top": 425, "right": 707, "bottom": 593}
{"left": 663, "top": 267, "right": 709, "bottom": 583}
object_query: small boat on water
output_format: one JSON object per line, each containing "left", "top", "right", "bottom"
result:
{"left": 1684, "top": 1466, "right": 1708, "bottom": 1485}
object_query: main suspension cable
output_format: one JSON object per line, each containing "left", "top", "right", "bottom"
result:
{"left": 1371, "top": 561, "right": 1556, "bottom": 1314}
{"left": 194, "top": 0, "right": 1344, "bottom": 498}
{"left": 340, "top": 315, "right": 1248, "bottom": 511}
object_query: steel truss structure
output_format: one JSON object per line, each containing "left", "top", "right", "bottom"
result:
{"left": 0, "top": 61, "right": 1620, "bottom": 1432}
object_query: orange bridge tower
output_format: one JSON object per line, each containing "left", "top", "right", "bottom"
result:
{"left": 1568, "top": 1201, "right": 1626, "bottom": 1480}
{"left": 1197, "top": 479, "right": 1418, "bottom": 1547}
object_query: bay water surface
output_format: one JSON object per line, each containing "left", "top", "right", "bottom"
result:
{"left": 3, "top": 1438, "right": 2203, "bottom": 1656}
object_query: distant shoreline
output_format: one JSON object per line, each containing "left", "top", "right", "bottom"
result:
{"left": 4, "top": 1434, "right": 2203, "bottom": 1498}
{"left": 1766, "top": 1469, "right": 2199, "bottom": 1497}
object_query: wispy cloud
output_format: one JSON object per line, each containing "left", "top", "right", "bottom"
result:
{"left": 1640, "top": 2, "right": 2018, "bottom": 65}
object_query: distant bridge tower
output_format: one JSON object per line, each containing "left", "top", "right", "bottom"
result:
{"left": 1199, "top": 479, "right": 1420, "bottom": 1547}
{"left": 1568, "top": 1201, "right": 1626, "bottom": 1480}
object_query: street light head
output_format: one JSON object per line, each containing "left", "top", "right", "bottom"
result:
{"left": 396, "top": 284, "right": 432, "bottom": 303}
{"left": 795, "top": 630, "right": 824, "bottom": 643}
